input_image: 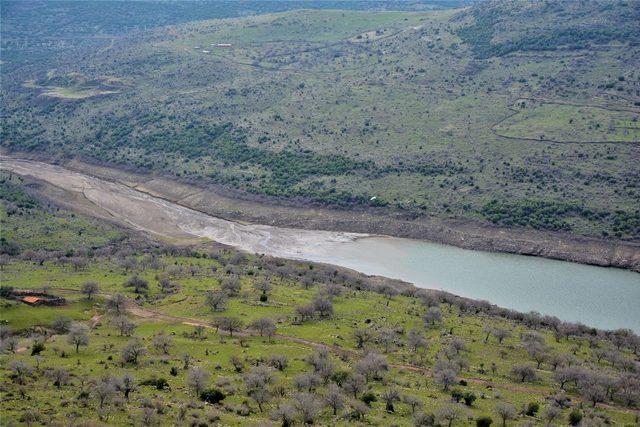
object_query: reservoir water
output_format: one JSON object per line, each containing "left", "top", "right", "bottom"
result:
{"left": 2, "top": 157, "right": 639, "bottom": 331}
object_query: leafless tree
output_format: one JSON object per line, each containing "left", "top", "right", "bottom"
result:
{"left": 121, "top": 338, "right": 147, "bottom": 366}
{"left": 112, "top": 316, "right": 136, "bottom": 337}
{"left": 403, "top": 394, "right": 423, "bottom": 414}
{"left": 325, "top": 383, "right": 344, "bottom": 415}
{"left": 152, "top": 332, "right": 173, "bottom": 355}
{"left": 272, "top": 402, "right": 296, "bottom": 427}
{"left": 342, "top": 372, "right": 366, "bottom": 398}
{"left": 313, "top": 295, "right": 333, "bottom": 318}
{"left": 124, "top": 275, "right": 149, "bottom": 294}
{"left": 295, "top": 304, "right": 315, "bottom": 322}
{"left": 423, "top": 306, "right": 442, "bottom": 327}
{"left": 356, "top": 352, "right": 388, "bottom": 382}
{"left": 268, "top": 354, "right": 289, "bottom": 371}
{"left": 205, "top": 290, "right": 228, "bottom": 312}
{"left": 511, "top": 364, "right": 537, "bottom": 383}
{"left": 495, "top": 402, "right": 517, "bottom": 427}
{"left": 493, "top": 328, "right": 511, "bottom": 344}
{"left": 378, "top": 328, "right": 398, "bottom": 353}
{"left": 114, "top": 373, "right": 136, "bottom": 400}
{"left": 106, "top": 293, "right": 127, "bottom": 315}
{"left": 217, "top": 317, "right": 243, "bottom": 337}
{"left": 81, "top": 281, "right": 99, "bottom": 300}
{"left": 407, "top": 328, "right": 429, "bottom": 353}
{"left": 221, "top": 277, "right": 241, "bottom": 296}
{"left": 436, "top": 403, "right": 465, "bottom": 427}
{"left": 249, "top": 317, "right": 276, "bottom": 338}
{"left": 51, "top": 315, "right": 72, "bottom": 334}
{"left": 187, "top": 366, "right": 210, "bottom": 395}
{"left": 381, "top": 389, "right": 400, "bottom": 412}
{"left": 253, "top": 279, "right": 271, "bottom": 296}
{"left": 293, "top": 392, "right": 322, "bottom": 424}
{"left": 47, "top": 367, "right": 69, "bottom": 388}
{"left": 294, "top": 372, "right": 322, "bottom": 392}
{"left": 305, "top": 348, "right": 334, "bottom": 382}
{"left": 92, "top": 377, "right": 116, "bottom": 408}
{"left": 67, "top": 323, "right": 90, "bottom": 353}
{"left": 449, "top": 337, "right": 466, "bottom": 354}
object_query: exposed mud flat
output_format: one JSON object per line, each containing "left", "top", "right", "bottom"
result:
{"left": 0, "top": 157, "right": 365, "bottom": 258}
{"left": 6, "top": 152, "right": 639, "bottom": 272}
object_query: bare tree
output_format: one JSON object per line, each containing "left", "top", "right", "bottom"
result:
{"left": 67, "top": 323, "right": 90, "bottom": 353}
{"left": 381, "top": 389, "right": 400, "bottom": 412}
{"left": 92, "top": 378, "right": 116, "bottom": 408}
{"left": 112, "top": 316, "right": 137, "bottom": 337}
{"left": 356, "top": 352, "right": 388, "bottom": 382}
{"left": 295, "top": 304, "right": 315, "bottom": 322}
{"left": 268, "top": 354, "right": 289, "bottom": 371}
{"left": 436, "top": 403, "right": 465, "bottom": 427}
{"left": 1, "top": 336, "right": 19, "bottom": 354}
{"left": 325, "top": 383, "right": 344, "bottom": 415}
{"left": 407, "top": 328, "right": 429, "bottom": 353}
{"left": 305, "top": 348, "right": 334, "bottom": 382}
{"left": 244, "top": 366, "right": 274, "bottom": 411}
{"left": 495, "top": 402, "right": 517, "bottom": 427}
{"left": 47, "top": 367, "right": 69, "bottom": 388}
{"left": 187, "top": 366, "right": 211, "bottom": 395}
{"left": 81, "top": 281, "right": 99, "bottom": 300}
{"left": 493, "top": 328, "right": 511, "bottom": 344}
{"left": 9, "top": 360, "right": 32, "bottom": 385}
{"left": 51, "top": 315, "right": 72, "bottom": 334}
{"left": 293, "top": 392, "right": 322, "bottom": 424}
{"left": 272, "top": 402, "right": 296, "bottom": 427}
{"left": 106, "top": 293, "right": 127, "bottom": 315}
{"left": 403, "top": 395, "right": 423, "bottom": 414}
{"left": 378, "top": 328, "right": 398, "bottom": 353}
{"left": 313, "top": 295, "right": 334, "bottom": 318}
{"left": 434, "top": 366, "right": 457, "bottom": 391}
{"left": 205, "top": 290, "right": 228, "bottom": 312}
{"left": 448, "top": 337, "right": 466, "bottom": 354}
{"left": 423, "top": 306, "right": 442, "bottom": 327}
{"left": 114, "top": 373, "right": 136, "bottom": 400}
{"left": 253, "top": 279, "right": 271, "bottom": 296}
{"left": 122, "top": 338, "right": 147, "bottom": 366}
{"left": 294, "top": 372, "right": 322, "bottom": 392}
{"left": 217, "top": 317, "right": 243, "bottom": 337}
{"left": 124, "top": 275, "right": 149, "bottom": 294}
{"left": 342, "top": 373, "right": 366, "bottom": 398}
{"left": 511, "top": 364, "right": 537, "bottom": 383}
{"left": 554, "top": 366, "right": 583, "bottom": 389}
{"left": 152, "top": 332, "right": 173, "bottom": 355}
{"left": 221, "top": 277, "right": 241, "bottom": 296}
{"left": 542, "top": 404, "right": 561, "bottom": 424}
{"left": 249, "top": 317, "right": 276, "bottom": 338}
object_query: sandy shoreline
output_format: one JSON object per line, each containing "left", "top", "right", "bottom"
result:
{"left": 2, "top": 151, "right": 639, "bottom": 272}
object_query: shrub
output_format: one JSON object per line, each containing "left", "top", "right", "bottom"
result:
{"left": 476, "top": 416, "right": 493, "bottom": 427}
{"left": 361, "top": 392, "right": 377, "bottom": 406}
{"left": 200, "top": 388, "right": 226, "bottom": 404}
{"left": 526, "top": 402, "right": 539, "bottom": 416}
{"left": 463, "top": 391, "right": 477, "bottom": 407}
{"left": 568, "top": 409, "right": 582, "bottom": 426}
{"left": 140, "top": 378, "right": 169, "bottom": 390}
{"left": 31, "top": 341, "right": 45, "bottom": 356}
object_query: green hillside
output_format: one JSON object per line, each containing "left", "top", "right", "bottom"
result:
{"left": 1, "top": 177, "right": 639, "bottom": 425}
{"left": 1, "top": 1, "right": 639, "bottom": 240}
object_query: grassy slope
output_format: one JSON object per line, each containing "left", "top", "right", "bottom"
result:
{"left": 2, "top": 2, "right": 639, "bottom": 241}
{"left": 1, "top": 179, "right": 638, "bottom": 425}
